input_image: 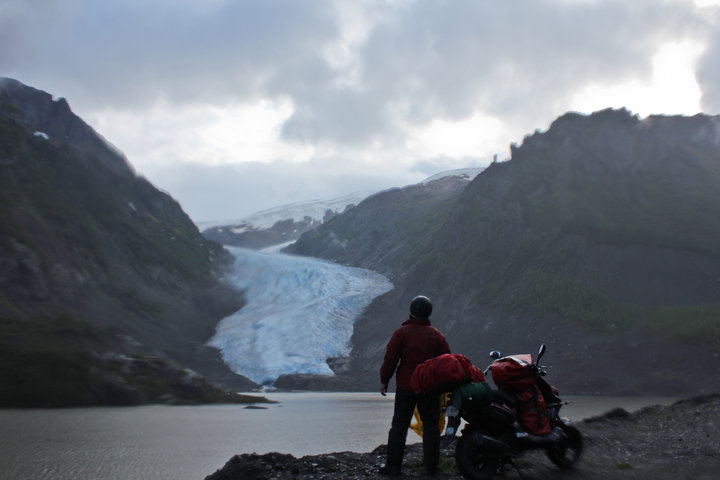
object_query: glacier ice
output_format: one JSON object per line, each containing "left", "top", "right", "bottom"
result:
{"left": 207, "top": 247, "right": 393, "bottom": 385}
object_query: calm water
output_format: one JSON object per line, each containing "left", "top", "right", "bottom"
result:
{"left": 0, "top": 392, "right": 677, "bottom": 480}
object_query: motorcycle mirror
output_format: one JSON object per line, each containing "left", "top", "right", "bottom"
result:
{"left": 537, "top": 344, "right": 546, "bottom": 362}
{"left": 489, "top": 350, "right": 502, "bottom": 360}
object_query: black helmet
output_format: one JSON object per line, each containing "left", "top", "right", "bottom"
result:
{"left": 409, "top": 295, "right": 432, "bottom": 318}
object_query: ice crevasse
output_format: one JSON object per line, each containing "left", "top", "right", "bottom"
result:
{"left": 207, "top": 246, "right": 393, "bottom": 385}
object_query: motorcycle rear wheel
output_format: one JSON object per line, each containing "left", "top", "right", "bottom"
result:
{"left": 455, "top": 434, "right": 500, "bottom": 480}
{"left": 545, "top": 423, "right": 583, "bottom": 468}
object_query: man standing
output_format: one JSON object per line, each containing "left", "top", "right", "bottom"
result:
{"left": 379, "top": 295, "right": 451, "bottom": 476}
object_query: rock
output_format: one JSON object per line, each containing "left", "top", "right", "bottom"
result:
{"left": 205, "top": 394, "right": 720, "bottom": 479}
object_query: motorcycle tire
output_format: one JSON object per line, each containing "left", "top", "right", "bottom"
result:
{"left": 545, "top": 423, "right": 583, "bottom": 468}
{"left": 455, "top": 434, "right": 500, "bottom": 480}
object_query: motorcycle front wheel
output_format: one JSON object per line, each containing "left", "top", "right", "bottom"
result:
{"left": 545, "top": 423, "right": 583, "bottom": 468}
{"left": 455, "top": 434, "right": 500, "bottom": 480}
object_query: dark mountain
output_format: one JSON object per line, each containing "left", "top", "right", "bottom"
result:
{"left": 0, "top": 78, "right": 261, "bottom": 406}
{"left": 198, "top": 192, "right": 375, "bottom": 250}
{"left": 203, "top": 171, "right": 481, "bottom": 251}
{"left": 289, "top": 108, "right": 720, "bottom": 395}
{"left": 286, "top": 174, "right": 478, "bottom": 275}
{"left": 203, "top": 216, "right": 324, "bottom": 250}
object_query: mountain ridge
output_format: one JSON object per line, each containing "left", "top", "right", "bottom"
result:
{"left": 4, "top": 77, "right": 718, "bottom": 400}
{"left": 200, "top": 168, "right": 483, "bottom": 251}
{"left": 0, "top": 78, "right": 261, "bottom": 406}
{"left": 287, "top": 108, "right": 720, "bottom": 395}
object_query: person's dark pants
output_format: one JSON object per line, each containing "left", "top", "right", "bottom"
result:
{"left": 385, "top": 388, "right": 441, "bottom": 471}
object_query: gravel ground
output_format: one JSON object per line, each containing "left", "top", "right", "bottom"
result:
{"left": 204, "top": 394, "right": 720, "bottom": 480}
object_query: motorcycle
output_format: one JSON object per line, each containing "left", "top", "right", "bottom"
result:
{"left": 453, "top": 344, "right": 583, "bottom": 480}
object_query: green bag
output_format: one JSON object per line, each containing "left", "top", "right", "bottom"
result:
{"left": 454, "top": 381, "right": 492, "bottom": 423}
{"left": 457, "top": 381, "right": 491, "bottom": 409}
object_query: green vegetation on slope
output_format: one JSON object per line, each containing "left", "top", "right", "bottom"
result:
{"left": 0, "top": 79, "right": 251, "bottom": 406}
{"left": 418, "top": 111, "right": 720, "bottom": 343}
{"left": 299, "top": 110, "right": 720, "bottom": 355}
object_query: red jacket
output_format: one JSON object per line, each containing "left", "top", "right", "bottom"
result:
{"left": 380, "top": 316, "right": 451, "bottom": 391}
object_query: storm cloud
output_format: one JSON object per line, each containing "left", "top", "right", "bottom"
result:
{"left": 2, "top": 0, "right": 718, "bottom": 221}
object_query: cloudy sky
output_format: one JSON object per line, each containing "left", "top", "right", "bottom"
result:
{"left": 2, "top": 0, "right": 719, "bottom": 222}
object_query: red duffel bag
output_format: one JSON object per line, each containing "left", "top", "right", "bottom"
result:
{"left": 488, "top": 354, "right": 536, "bottom": 390}
{"left": 410, "top": 353, "right": 485, "bottom": 395}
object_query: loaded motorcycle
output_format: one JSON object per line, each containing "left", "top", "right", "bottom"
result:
{"left": 453, "top": 344, "right": 583, "bottom": 480}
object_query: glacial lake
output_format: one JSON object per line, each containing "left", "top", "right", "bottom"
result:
{"left": 0, "top": 392, "right": 678, "bottom": 480}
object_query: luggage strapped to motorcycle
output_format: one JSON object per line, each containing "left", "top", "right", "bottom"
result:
{"left": 488, "top": 355, "right": 552, "bottom": 435}
{"left": 410, "top": 353, "right": 486, "bottom": 395}
{"left": 514, "top": 385, "right": 552, "bottom": 435}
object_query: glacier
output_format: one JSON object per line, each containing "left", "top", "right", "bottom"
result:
{"left": 207, "top": 246, "right": 393, "bottom": 385}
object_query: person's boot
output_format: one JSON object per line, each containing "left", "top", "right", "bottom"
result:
{"left": 378, "top": 464, "right": 401, "bottom": 476}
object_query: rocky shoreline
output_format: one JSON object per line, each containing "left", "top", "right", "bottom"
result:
{"left": 205, "top": 394, "right": 720, "bottom": 479}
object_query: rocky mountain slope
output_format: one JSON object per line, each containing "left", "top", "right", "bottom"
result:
{"left": 202, "top": 216, "right": 325, "bottom": 250}
{"left": 286, "top": 173, "right": 482, "bottom": 276}
{"left": 201, "top": 169, "right": 482, "bottom": 251}
{"left": 288, "top": 109, "right": 720, "bottom": 395}
{"left": 0, "top": 78, "right": 260, "bottom": 406}
{"left": 199, "top": 193, "right": 369, "bottom": 250}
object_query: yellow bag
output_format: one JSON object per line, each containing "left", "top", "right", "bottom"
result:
{"left": 410, "top": 393, "right": 450, "bottom": 438}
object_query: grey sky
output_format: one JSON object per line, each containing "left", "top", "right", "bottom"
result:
{"left": 2, "top": 0, "right": 718, "bottom": 222}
